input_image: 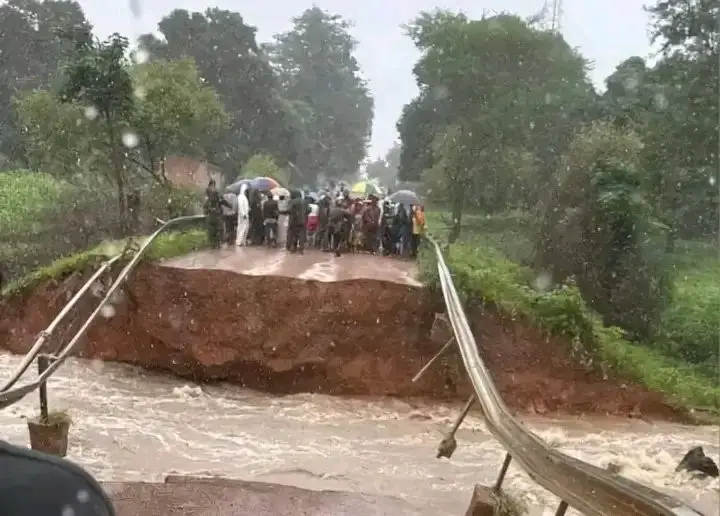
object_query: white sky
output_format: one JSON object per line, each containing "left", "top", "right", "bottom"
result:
{"left": 78, "top": 0, "right": 658, "bottom": 158}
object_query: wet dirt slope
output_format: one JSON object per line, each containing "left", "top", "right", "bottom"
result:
{"left": 0, "top": 263, "right": 451, "bottom": 397}
{"left": 0, "top": 260, "right": 685, "bottom": 419}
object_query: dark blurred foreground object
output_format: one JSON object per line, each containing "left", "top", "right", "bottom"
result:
{"left": 0, "top": 440, "right": 115, "bottom": 515}
{"left": 676, "top": 446, "right": 719, "bottom": 478}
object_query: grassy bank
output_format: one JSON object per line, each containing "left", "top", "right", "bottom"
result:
{"left": 0, "top": 170, "right": 74, "bottom": 233}
{"left": 422, "top": 212, "right": 720, "bottom": 410}
{"left": 0, "top": 169, "right": 203, "bottom": 282}
{"left": 1, "top": 229, "right": 208, "bottom": 299}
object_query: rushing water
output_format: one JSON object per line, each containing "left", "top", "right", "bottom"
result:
{"left": 0, "top": 353, "right": 717, "bottom": 515}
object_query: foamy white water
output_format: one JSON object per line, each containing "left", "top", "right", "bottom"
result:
{"left": 0, "top": 353, "right": 717, "bottom": 515}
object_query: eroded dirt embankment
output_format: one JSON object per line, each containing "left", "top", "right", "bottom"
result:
{"left": 0, "top": 263, "right": 685, "bottom": 419}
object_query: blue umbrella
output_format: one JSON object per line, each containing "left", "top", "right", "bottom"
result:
{"left": 226, "top": 179, "right": 252, "bottom": 194}
{"left": 251, "top": 176, "right": 281, "bottom": 191}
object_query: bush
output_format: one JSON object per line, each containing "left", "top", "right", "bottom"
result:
{"left": 2, "top": 228, "right": 208, "bottom": 299}
{"left": 0, "top": 170, "right": 72, "bottom": 233}
{"left": 656, "top": 248, "right": 720, "bottom": 374}
{"left": 419, "top": 239, "right": 720, "bottom": 409}
{"left": 0, "top": 170, "right": 203, "bottom": 282}
{"left": 535, "top": 123, "right": 673, "bottom": 341}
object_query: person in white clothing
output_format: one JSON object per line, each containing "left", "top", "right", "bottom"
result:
{"left": 236, "top": 184, "right": 250, "bottom": 246}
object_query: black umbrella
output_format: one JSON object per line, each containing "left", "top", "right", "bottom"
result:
{"left": 388, "top": 189, "right": 419, "bottom": 205}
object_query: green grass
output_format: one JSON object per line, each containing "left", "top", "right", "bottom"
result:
{"left": 0, "top": 170, "right": 74, "bottom": 233}
{"left": 1, "top": 229, "right": 208, "bottom": 300}
{"left": 422, "top": 211, "right": 720, "bottom": 410}
{"left": 656, "top": 240, "right": 719, "bottom": 374}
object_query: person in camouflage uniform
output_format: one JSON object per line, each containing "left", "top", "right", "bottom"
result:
{"left": 203, "top": 180, "right": 228, "bottom": 248}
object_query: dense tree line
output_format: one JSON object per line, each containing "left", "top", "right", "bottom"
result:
{"left": 0, "top": 0, "right": 373, "bottom": 280}
{"left": 396, "top": 2, "right": 718, "bottom": 366}
{"left": 0, "top": 1, "right": 374, "bottom": 191}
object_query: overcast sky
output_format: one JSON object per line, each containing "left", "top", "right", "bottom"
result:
{"left": 77, "top": 0, "right": 657, "bottom": 159}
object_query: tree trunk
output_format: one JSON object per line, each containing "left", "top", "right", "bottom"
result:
{"left": 115, "top": 169, "right": 127, "bottom": 236}
{"left": 665, "top": 227, "right": 677, "bottom": 253}
{"left": 448, "top": 179, "right": 465, "bottom": 244}
{"left": 106, "top": 118, "right": 128, "bottom": 236}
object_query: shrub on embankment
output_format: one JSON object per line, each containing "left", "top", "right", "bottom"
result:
{"left": 418, "top": 239, "right": 720, "bottom": 410}
{"left": 0, "top": 169, "right": 202, "bottom": 282}
{"left": 425, "top": 211, "right": 720, "bottom": 381}
{"left": 0, "top": 228, "right": 208, "bottom": 300}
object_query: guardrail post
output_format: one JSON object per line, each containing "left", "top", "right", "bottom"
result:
{"left": 412, "top": 337, "right": 454, "bottom": 383}
{"left": 37, "top": 354, "right": 49, "bottom": 422}
{"left": 437, "top": 395, "right": 475, "bottom": 459}
{"left": 554, "top": 500, "right": 568, "bottom": 516}
{"left": 492, "top": 452, "right": 513, "bottom": 492}
{"left": 27, "top": 353, "right": 70, "bottom": 457}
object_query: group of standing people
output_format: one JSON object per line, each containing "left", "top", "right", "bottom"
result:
{"left": 203, "top": 180, "right": 311, "bottom": 252}
{"left": 202, "top": 180, "right": 426, "bottom": 258}
{"left": 315, "top": 195, "right": 426, "bottom": 258}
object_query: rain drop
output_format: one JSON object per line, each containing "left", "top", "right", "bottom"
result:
{"left": 534, "top": 272, "right": 552, "bottom": 292}
{"left": 653, "top": 92, "right": 668, "bottom": 110}
{"left": 100, "top": 304, "right": 116, "bottom": 319}
{"left": 76, "top": 490, "right": 90, "bottom": 503}
{"left": 61, "top": 505, "right": 75, "bottom": 516}
{"left": 135, "top": 49, "right": 149, "bottom": 64}
{"left": 122, "top": 131, "right": 139, "bottom": 148}
{"left": 84, "top": 106, "right": 98, "bottom": 120}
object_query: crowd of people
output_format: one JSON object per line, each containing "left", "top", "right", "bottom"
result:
{"left": 203, "top": 180, "right": 426, "bottom": 258}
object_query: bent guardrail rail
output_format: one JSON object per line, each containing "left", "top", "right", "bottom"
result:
{"left": 1, "top": 254, "right": 124, "bottom": 393}
{"left": 0, "top": 215, "right": 205, "bottom": 409}
{"left": 421, "top": 235, "right": 704, "bottom": 516}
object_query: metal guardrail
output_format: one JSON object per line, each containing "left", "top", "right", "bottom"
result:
{"left": 419, "top": 235, "right": 704, "bottom": 516}
{"left": 0, "top": 215, "right": 205, "bottom": 409}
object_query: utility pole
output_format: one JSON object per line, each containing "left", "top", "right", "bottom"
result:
{"left": 550, "top": 0, "right": 563, "bottom": 33}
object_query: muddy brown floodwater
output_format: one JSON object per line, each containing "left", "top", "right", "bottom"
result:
{"left": 0, "top": 248, "right": 717, "bottom": 514}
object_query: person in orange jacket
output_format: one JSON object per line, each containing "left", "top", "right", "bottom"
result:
{"left": 411, "top": 205, "right": 426, "bottom": 258}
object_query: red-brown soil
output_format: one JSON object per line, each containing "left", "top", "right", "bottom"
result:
{"left": 0, "top": 263, "right": 686, "bottom": 420}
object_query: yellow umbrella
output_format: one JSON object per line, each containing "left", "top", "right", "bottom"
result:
{"left": 350, "top": 180, "right": 382, "bottom": 197}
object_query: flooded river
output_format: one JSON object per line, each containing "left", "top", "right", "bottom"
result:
{"left": 0, "top": 353, "right": 717, "bottom": 515}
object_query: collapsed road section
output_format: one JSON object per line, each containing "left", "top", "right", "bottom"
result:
{"left": 0, "top": 247, "right": 684, "bottom": 419}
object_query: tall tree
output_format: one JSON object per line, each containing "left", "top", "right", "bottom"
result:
{"left": 0, "top": 0, "right": 92, "bottom": 166}
{"left": 130, "top": 58, "right": 229, "bottom": 184}
{"left": 366, "top": 144, "right": 401, "bottom": 188}
{"left": 138, "top": 8, "right": 296, "bottom": 174}
{"left": 61, "top": 33, "right": 134, "bottom": 229}
{"left": 18, "top": 38, "right": 229, "bottom": 233}
{"left": 535, "top": 121, "right": 672, "bottom": 339}
{"left": 398, "top": 10, "right": 592, "bottom": 239}
{"left": 644, "top": 0, "right": 719, "bottom": 243}
{"left": 268, "top": 7, "right": 374, "bottom": 184}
